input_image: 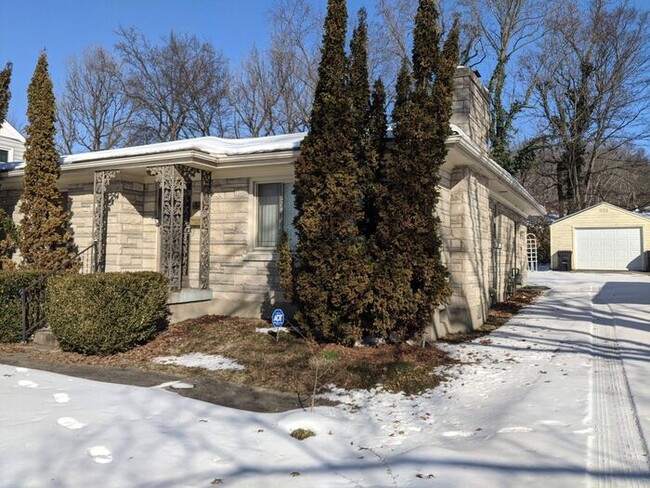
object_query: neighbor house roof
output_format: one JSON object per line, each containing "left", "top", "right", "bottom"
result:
{"left": 0, "top": 120, "right": 25, "bottom": 143}
{"left": 550, "top": 201, "right": 650, "bottom": 226}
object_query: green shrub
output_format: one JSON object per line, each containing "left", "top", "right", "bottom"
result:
{"left": 47, "top": 272, "right": 169, "bottom": 355}
{"left": 0, "top": 270, "right": 48, "bottom": 342}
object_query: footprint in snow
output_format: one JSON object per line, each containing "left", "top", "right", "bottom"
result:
{"left": 88, "top": 446, "right": 112, "bottom": 464}
{"left": 15, "top": 367, "right": 30, "bottom": 373}
{"left": 442, "top": 431, "right": 476, "bottom": 438}
{"left": 18, "top": 380, "right": 38, "bottom": 388}
{"left": 58, "top": 417, "right": 86, "bottom": 430}
{"left": 498, "top": 426, "right": 534, "bottom": 433}
{"left": 53, "top": 393, "right": 70, "bottom": 403}
{"left": 536, "top": 420, "right": 569, "bottom": 427}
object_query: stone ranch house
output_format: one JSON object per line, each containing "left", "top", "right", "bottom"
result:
{"left": 0, "top": 68, "right": 544, "bottom": 338}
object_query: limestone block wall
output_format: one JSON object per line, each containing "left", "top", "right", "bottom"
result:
{"left": 445, "top": 166, "right": 492, "bottom": 331}
{"left": 491, "top": 202, "right": 528, "bottom": 302}
{"left": 205, "top": 177, "right": 282, "bottom": 318}
{"left": 63, "top": 181, "right": 94, "bottom": 253}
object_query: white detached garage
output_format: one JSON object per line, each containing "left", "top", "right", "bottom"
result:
{"left": 550, "top": 202, "right": 650, "bottom": 271}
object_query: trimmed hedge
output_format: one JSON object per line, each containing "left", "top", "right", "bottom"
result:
{"left": 0, "top": 271, "right": 49, "bottom": 343}
{"left": 47, "top": 272, "right": 169, "bottom": 355}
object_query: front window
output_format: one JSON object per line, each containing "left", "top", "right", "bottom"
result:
{"left": 0, "top": 149, "right": 8, "bottom": 163}
{"left": 257, "top": 182, "right": 296, "bottom": 248}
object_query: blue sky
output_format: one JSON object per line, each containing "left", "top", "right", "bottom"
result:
{"left": 1, "top": 0, "right": 648, "bottom": 134}
{"left": 0, "top": 0, "right": 271, "bottom": 128}
{"left": 0, "top": 0, "right": 361, "bottom": 129}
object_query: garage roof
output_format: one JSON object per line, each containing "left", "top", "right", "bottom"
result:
{"left": 550, "top": 201, "right": 650, "bottom": 226}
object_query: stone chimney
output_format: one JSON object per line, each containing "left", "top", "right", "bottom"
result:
{"left": 450, "top": 66, "right": 491, "bottom": 153}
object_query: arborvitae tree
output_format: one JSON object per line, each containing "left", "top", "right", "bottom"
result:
{"left": 369, "top": 79, "right": 387, "bottom": 165}
{"left": 0, "top": 62, "right": 12, "bottom": 125}
{"left": 292, "top": 0, "right": 370, "bottom": 344}
{"left": 349, "top": 8, "right": 371, "bottom": 168}
{"left": 20, "top": 53, "right": 78, "bottom": 271}
{"left": 349, "top": 8, "right": 375, "bottom": 242}
{"left": 366, "top": 78, "right": 387, "bottom": 238}
{"left": 276, "top": 231, "right": 294, "bottom": 303}
{"left": 0, "top": 208, "right": 18, "bottom": 270}
{"left": 372, "top": 1, "right": 458, "bottom": 340}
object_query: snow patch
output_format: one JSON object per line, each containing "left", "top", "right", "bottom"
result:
{"left": 153, "top": 353, "right": 245, "bottom": 371}
{"left": 18, "top": 380, "right": 38, "bottom": 388}
{"left": 15, "top": 367, "right": 29, "bottom": 373}
{"left": 153, "top": 381, "right": 195, "bottom": 390}
{"left": 255, "top": 327, "right": 289, "bottom": 335}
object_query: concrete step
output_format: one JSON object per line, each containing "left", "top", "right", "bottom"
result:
{"left": 32, "top": 328, "right": 60, "bottom": 351}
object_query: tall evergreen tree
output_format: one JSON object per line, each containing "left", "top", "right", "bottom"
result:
{"left": 349, "top": 8, "right": 375, "bottom": 243}
{"left": 20, "top": 53, "right": 78, "bottom": 270}
{"left": 372, "top": 1, "right": 458, "bottom": 339}
{"left": 0, "top": 62, "right": 12, "bottom": 125}
{"left": 365, "top": 78, "right": 387, "bottom": 239}
{"left": 292, "top": 0, "right": 370, "bottom": 343}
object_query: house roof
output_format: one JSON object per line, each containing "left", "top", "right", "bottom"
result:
{"left": 0, "top": 120, "right": 25, "bottom": 143}
{"left": 550, "top": 201, "right": 650, "bottom": 226}
{"left": 0, "top": 124, "right": 545, "bottom": 217}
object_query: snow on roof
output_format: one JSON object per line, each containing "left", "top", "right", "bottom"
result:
{"left": 1, "top": 125, "right": 463, "bottom": 170}
{"left": 60, "top": 132, "right": 307, "bottom": 164}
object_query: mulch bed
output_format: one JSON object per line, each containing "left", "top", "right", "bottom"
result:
{"left": 0, "top": 287, "right": 545, "bottom": 396}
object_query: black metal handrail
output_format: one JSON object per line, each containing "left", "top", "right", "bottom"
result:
{"left": 21, "top": 242, "right": 96, "bottom": 342}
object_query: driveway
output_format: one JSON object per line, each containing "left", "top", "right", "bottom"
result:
{"left": 0, "top": 271, "right": 648, "bottom": 487}
{"left": 528, "top": 271, "right": 650, "bottom": 484}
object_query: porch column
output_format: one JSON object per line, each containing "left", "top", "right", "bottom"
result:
{"left": 147, "top": 165, "right": 195, "bottom": 291}
{"left": 199, "top": 170, "right": 211, "bottom": 289}
{"left": 92, "top": 169, "right": 119, "bottom": 272}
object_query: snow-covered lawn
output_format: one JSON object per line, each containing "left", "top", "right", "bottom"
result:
{"left": 1, "top": 271, "right": 649, "bottom": 487}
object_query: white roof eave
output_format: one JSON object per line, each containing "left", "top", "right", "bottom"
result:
{"left": 445, "top": 132, "right": 546, "bottom": 218}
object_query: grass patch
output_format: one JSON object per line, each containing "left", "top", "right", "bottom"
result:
{"left": 290, "top": 428, "right": 315, "bottom": 440}
{"left": 439, "top": 287, "right": 545, "bottom": 344}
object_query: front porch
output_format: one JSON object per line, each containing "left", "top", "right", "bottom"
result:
{"left": 91, "top": 164, "right": 213, "bottom": 305}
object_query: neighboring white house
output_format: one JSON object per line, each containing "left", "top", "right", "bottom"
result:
{"left": 0, "top": 121, "right": 25, "bottom": 165}
{"left": 0, "top": 68, "right": 546, "bottom": 337}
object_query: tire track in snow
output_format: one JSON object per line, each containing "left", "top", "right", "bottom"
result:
{"left": 588, "top": 299, "right": 650, "bottom": 488}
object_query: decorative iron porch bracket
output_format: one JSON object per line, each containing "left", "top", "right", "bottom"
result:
{"left": 199, "top": 170, "right": 211, "bottom": 289}
{"left": 92, "top": 169, "right": 119, "bottom": 272}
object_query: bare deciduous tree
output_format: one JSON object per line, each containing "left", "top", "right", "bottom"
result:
{"left": 231, "top": 0, "right": 321, "bottom": 137}
{"left": 115, "top": 27, "right": 231, "bottom": 143}
{"left": 529, "top": 0, "right": 650, "bottom": 214}
{"left": 57, "top": 46, "right": 131, "bottom": 153}
{"left": 459, "top": 0, "right": 548, "bottom": 171}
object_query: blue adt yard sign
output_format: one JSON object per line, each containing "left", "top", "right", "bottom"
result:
{"left": 272, "top": 309, "right": 285, "bottom": 328}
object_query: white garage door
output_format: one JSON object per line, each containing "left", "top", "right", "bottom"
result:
{"left": 575, "top": 227, "right": 643, "bottom": 270}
